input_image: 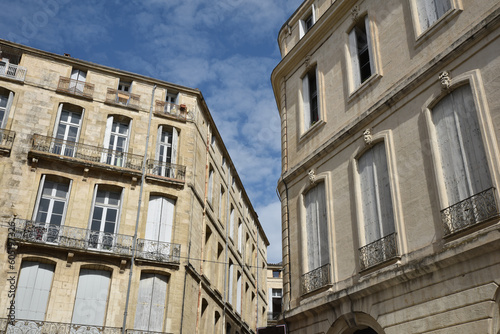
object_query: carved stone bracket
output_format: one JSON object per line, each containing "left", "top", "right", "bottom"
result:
{"left": 308, "top": 169, "right": 316, "bottom": 184}
{"left": 439, "top": 71, "right": 452, "bottom": 90}
{"left": 120, "top": 259, "right": 127, "bottom": 273}
{"left": 66, "top": 252, "right": 74, "bottom": 267}
{"left": 304, "top": 55, "right": 312, "bottom": 70}
{"left": 83, "top": 168, "right": 90, "bottom": 181}
{"left": 363, "top": 129, "right": 373, "bottom": 145}
{"left": 351, "top": 5, "right": 360, "bottom": 22}
{"left": 131, "top": 177, "right": 138, "bottom": 189}
{"left": 31, "top": 158, "right": 38, "bottom": 171}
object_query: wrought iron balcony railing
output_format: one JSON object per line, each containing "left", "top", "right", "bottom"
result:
{"left": 2, "top": 319, "right": 121, "bottom": 334}
{"left": 126, "top": 330, "right": 173, "bottom": 334}
{"left": 301, "top": 263, "right": 330, "bottom": 295}
{"left": 0, "top": 129, "right": 15, "bottom": 151}
{"left": 442, "top": 187, "right": 499, "bottom": 236}
{"left": 0, "top": 62, "right": 27, "bottom": 82}
{"left": 11, "top": 219, "right": 133, "bottom": 256}
{"left": 31, "top": 134, "right": 143, "bottom": 172}
{"left": 56, "top": 76, "right": 95, "bottom": 99}
{"left": 359, "top": 232, "right": 398, "bottom": 270}
{"left": 267, "top": 312, "right": 281, "bottom": 321}
{"left": 146, "top": 159, "right": 186, "bottom": 182}
{"left": 136, "top": 238, "right": 181, "bottom": 264}
{"left": 154, "top": 100, "right": 188, "bottom": 121}
{"left": 106, "top": 88, "right": 140, "bottom": 110}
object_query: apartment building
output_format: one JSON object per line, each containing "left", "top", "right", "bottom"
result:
{"left": 266, "top": 263, "right": 283, "bottom": 327}
{"left": 272, "top": 0, "right": 500, "bottom": 333}
{"left": 0, "top": 39, "right": 269, "bottom": 334}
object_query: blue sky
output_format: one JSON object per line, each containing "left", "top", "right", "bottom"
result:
{"left": 0, "top": 0, "right": 303, "bottom": 263}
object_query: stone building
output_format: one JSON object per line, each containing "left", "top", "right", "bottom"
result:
{"left": 0, "top": 39, "right": 269, "bottom": 334}
{"left": 272, "top": 0, "right": 500, "bottom": 333}
{"left": 266, "top": 263, "right": 283, "bottom": 327}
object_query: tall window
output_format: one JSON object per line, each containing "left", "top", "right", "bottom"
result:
{"left": 299, "top": 5, "right": 316, "bottom": 38}
{"left": 0, "top": 88, "right": 13, "bottom": 129}
{"left": 229, "top": 206, "right": 235, "bottom": 239}
{"left": 268, "top": 288, "right": 282, "bottom": 319}
{"left": 33, "top": 175, "right": 71, "bottom": 242}
{"left": 219, "top": 187, "right": 226, "bottom": 221}
{"left": 358, "top": 142, "right": 395, "bottom": 245}
{"left": 302, "top": 67, "right": 319, "bottom": 131}
{"left": 15, "top": 261, "right": 55, "bottom": 321}
{"left": 145, "top": 195, "right": 175, "bottom": 244}
{"left": 304, "top": 182, "right": 329, "bottom": 271}
{"left": 70, "top": 69, "right": 87, "bottom": 94}
{"left": 228, "top": 260, "right": 234, "bottom": 305}
{"left": 208, "top": 167, "right": 214, "bottom": 204}
{"left": 72, "top": 269, "right": 111, "bottom": 326}
{"left": 236, "top": 272, "right": 242, "bottom": 314}
{"left": 103, "top": 116, "right": 131, "bottom": 167}
{"left": 348, "top": 16, "right": 374, "bottom": 90}
{"left": 416, "top": 0, "right": 451, "bottom": 32}
{"left": 165, "top": 92, "right": 178, "bottom": 114}
{"left": 53, "top": 104, "right": 83, "bottom": 157}
{"left": 134, "top": 273, "right": 168, "bottom": 332}
{"left": 432, "top": 84, "right": 492, "bottom": 207}
{"left": 237, "top": 220, "right": 243, "bottom": 253}
{"left": 89, "top": 186, "right": 122, "bottom": 250}
{"left": 156, "top": 126, "right": 178, "bottom": 177}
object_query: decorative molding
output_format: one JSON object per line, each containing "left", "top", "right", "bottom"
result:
{"left": 439, "top": 71, "right": 452, "bottom": 89}
{"left": 131, "top": 176, "right": 138, "bottom": 189}
{"left": 351, "top": 5, "right": 360, "bottom": 22}
{"left": 83, "top": 168, "right": 89, "bottom": 181}
{"left": 30, "top": 158, "right": 38, "bottom": 171}
{"left": 120, "top": 259, "right": 127, "bottom": 273}
{"left": 304, "top": 55, "right": 311, "bottom": 69}
{"left": 363, "top": 129, "right": 372, "bottom": 145}
{"left": 308, "top": 169, "right": 316, "bottom": 184}
{"left": 66, "top": 252, "right": 74, "bottom": 267}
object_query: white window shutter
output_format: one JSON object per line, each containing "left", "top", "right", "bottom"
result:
{"left": 171, "top": 127, "right": 178, "bottom": 164}
{"left": 2, "top": 91, "right": 14, "bottom": 128}
{"left": 101, "top": 116, "right": 113, "bottom": 163}
{"left": 302, "top": 74, "right": 311, "bottom": 130}
{"left": 349, "top": 28, "right": 361, "bottom": 89}
{"left": 135, "top": 273, "right": 154, "bottom": 330}
{"left": 311, "top": 4, "right": 316, "bottom": 24}
{"left": 268, "top": 288, "right": 273, "bottom": 312}
{"left": 236, "top": 274, "right": 242, "bottom": 313}
{"left": 230, "top": 208, "right": 235, "bottom": 239}
{"left": 146, "top": 196, "right": 162, "bottom": 241}
{"left": 160, "top": 196, "right": 175, "bottom": 244}
{"left": 305, "top": 185, "right": 320, "bottom": 271}
{"left": 416, "top": 0, "right": 430, "bottom": 31}
{"left": 424, "top": 0, "right": 438, "bottom": 28}
{"left": 149, "top": 274, "right": 167, "bottom": 331}
{"left": 52, "top": 104, "right": 64, "bottom": 138}
{"left": 435, "top": 0, "right": 451, "bottom": 18}
{"left": 317, "top": 182, "right": 329, "bottom": 267}
{"left": 228, "top": 264, "right": 234, "bottom": 304}
{"left": 299, "top": 20, "right": 306, "bottom": 38}
{"left": 72, "top": 269, "right": 111, "bottom": 326}
{"left": 359, "top": 149, "right": 380, "bottom": 244}
{"left": 364, "top": 16, "right": 375, "bottom": 75}
{"left": 372, "top": 143, "right": 395, "bottom": 236}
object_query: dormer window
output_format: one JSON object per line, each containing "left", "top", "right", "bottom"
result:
{"left": 118, "top": 80, "right": 131, "bottom": 93}
{"left": 299, "top": 4, "right": 316, "bottom": 38}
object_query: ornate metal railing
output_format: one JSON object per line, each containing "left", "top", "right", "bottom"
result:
{"left": 126, "top": 330, "right": 173, "bottom": 334}
{"left": 301, "top": 263, "right": 330, "bottom": 295}
{"left": 359, "top": 232, "right": 398, "bottom": 270}
{"left": 106, "top": 88, "right": 140, "bottom": 110}
{"left": 154, "top": 100, "right": 188, "bottom": 121}
{"left": 0, "top": 62, "right": 27, "bottom": 82}
{"left": 136, "top": 238, "right": 181, "bottom": 264}
{"left": 57, "top": 77, "right": 95, "bottom": 99}
{"left": 0, "top": 129, "right": 15, "bottom": 151}
{"left": 3, "top": 319, "right": 121, "bottom": 334}
{"left": 267, "top": 312, "right": 281, "bottom": 321}
{"left": 442, "top": 187, "right": 499, "bottom": 236}
{"left": 146, "top": 159, "right": 186, "bottom": 182}
{"left": 31, "top": 134, "right": 143, "bottom": 171}
{"left": 11, "top": 219, "right": 133, "bottom": 256}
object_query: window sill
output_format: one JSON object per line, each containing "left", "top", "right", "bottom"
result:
{"left": 299, "top": 119, "right": 326, "bottom": 142}
{"left": 348, "top": 73, "right": 382, "bottom": 101}
{"left": 414, "top": 8, "right": 462, "bottom": 46}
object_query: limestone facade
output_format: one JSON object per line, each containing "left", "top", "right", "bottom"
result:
{"left": 0, "top": 39, "right": 269, "bottom": 334}
{"left": 272, "top": 0, "right": 500, "bottom": 333}
{"left": 265, "top": 263, "right": 283, "bottom": 327}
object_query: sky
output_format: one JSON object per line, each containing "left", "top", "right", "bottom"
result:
{"left": 0, "top": 0, "right": 304, "bottom": 264}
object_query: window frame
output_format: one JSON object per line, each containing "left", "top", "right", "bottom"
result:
{"left": 300, "top": 65, "right": 323, "bottom": 134}
{"left": 52, "top": 103, "right": 84, "bottom": 157}
{"left": 409, "top": 0, "right": 461, "bottom": 40}
{"left": 155, "top": 125, "right": 179, "bottom": 177}
{"left": 299, "top": 4, "right": 317, "bottom": 38}
{"left": 102, "top": 115, "right": 132, "bottom": 167}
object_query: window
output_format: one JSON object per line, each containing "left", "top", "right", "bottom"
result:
{"left": 416, "top": 0, "right": 451, "bottom": 32}
{"left": 165, "top": 92, "right": 179, "bottom": 113}
{"left": 155, "top": 125, "right": 179, "bottom": 177}
{"left": 53, "top": 104, "right": 83, "bottom": 157}
{"left": 222, "top": 156, "right": 226, "bottom": 171}
{"left": 134, "top": 273, "right": 168, "bottom": 332}
{"left": 118, "top": 80, "right": 131, "bottom": 93}
{"left": 211, "top": 133, "right": 215, "bottom": 147}
{"left": 70, "top": 69, "right": 87, "bottom": 94}
{"left": 72, "top": 269, "right": 111, "bottom": 326}
{"left": 145, "top": 195, "right": 175, "bottom": 244}
{"left": 228, "top": 260, "right": 234, "bottom": 305}
{"left": 15, "top": 261, "right": 55, "bottom": 320}
{"left": 272, "top": 270, "right": 281, "bottom": 278}
{"left": 348, "top": 16, "right": 374, "bottom": 90}
{"left": 0, "top": 88, "right": 13, "bottom": 129}
{"left": 237, "top": 219, "right": 243, "bottom": 253}
{"left": 33, "top": 175, "right": 71, "bottom": 242}
{"left": 299, "top": 5, "right": 316, "bottom": 38}
{"left": 268, "top": 288, "right": 282, "bottom": 318}
{"left": 89, "top": 186, "right": 122, "bottom": 250}
{"left": 229, "top": 206, "right": 235, "bottom": 239}
{"left": 208, "top": 167, "right": 214, "bottom": 205}
{"left": 302, "top": 67, "right": 319, "bottom": 131}
{"left": 219, "top": 187, "right": 225, "bottom": 221}
{"left": 304, "top": 182, "right": 329, "bottom": 271}
{"left": 236, "top": 272, "right": 242, "bottom": 314}
{"left": 102, "top": 116, "right": 131, "bottom": 167}
{"left": 358, "top": 142, "right": 395, "bottom": 246}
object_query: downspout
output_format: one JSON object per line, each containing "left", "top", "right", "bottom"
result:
{"left": 122, "top": 84, "right": 156, "bottom": 334}
{"left": 282, "top": 177, "right": 292, "bottom": 312}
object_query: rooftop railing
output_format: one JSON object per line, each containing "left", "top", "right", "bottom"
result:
{"left": 136, "top": 238, "right": 181, "bottom": 264}
{"left": 31, "top": 134, "right": 143, "bottom": 172}
{"left": 146, "top": 159, "right": 186, "bottom": 182}
{"left": 106, "top": 88, "right": 140, "bottom": 110}
{"left": 0, "top": 129, "right": 15, "bottom": 151}
{"left": 56, "top": 77, "right": 95, "bottom": 99}
{"left": 301, "top": 263, "right": 330, "bottom": 295}
{"left": 0, "top": 62, "right": 27, "bottom": 82}
{"left": 359, "top": 232, "right": 398, "bottom": 270}
{"left": 442, "top": 187, "right": 499, "bottom": 236}
{"left": 154, "top": 100, "right": 188, "bottom": 121}
{"left": 3, "top": 319, "right": 121, "bottom": 334}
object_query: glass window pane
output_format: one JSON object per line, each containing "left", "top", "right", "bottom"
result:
{"left": 96, "top": 191, "right": 106, "bottom": 204}
{"left": 105, "top": 209, "right": 117, "bottom": 224}
{"left": 108, "top": 192, "right": 120, "bottom": 205}
{"left": 52, "top": 201, "right": 65, "bottom": 215}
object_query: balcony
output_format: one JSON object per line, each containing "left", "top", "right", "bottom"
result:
{"left": 442, "top": 187, "right": 499, "bottom": 236}
{"left": 359, "top": 232, "right": 398, "bottom": 271}
{"left": 2, "top": 319, "right": 121, "bottom": 334}
{"left": 56, "top": 77, "right": 95, "bottom": 99}
{"left": 136, "top": 238, "right": 181, "bottom": 264}
{"left": 301, "top": 263, "right": 330, "bottom": 295}
{"left": 0, "top": 129, "right": 15, "bottom": 153}
{"left": 30, "top": 134, "right": 143, "bottom": 174}
{"left": 0, "top": 62, "right": 27, "bottom": 82}
{"left": 145, "top": 159, "right": 186, "bottom": 184}
{"left": 106, "top": 88, "right": 140, "bottom": 110}
{"left": 126, "top": 331, "right": 173, "bottom": 334}
{"left": 154, "top": 100, "right": 188, "bottom": 122}
{"left": 11, "top": 219, "right": 133, "bottom": 257}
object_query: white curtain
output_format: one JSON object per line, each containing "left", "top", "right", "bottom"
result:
{"left": 304, "top": 182, "right": 329, "bottom": 271}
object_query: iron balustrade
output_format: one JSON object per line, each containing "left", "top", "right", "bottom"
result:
{"left": 126, "top": 330, "right": 173, "bottom": 334}
{"left": 136, "top": 238, "right": 181, "bottom": 264}
{"left": 106, "top": 88, "right": 140, "bottom": 110}
{"left": 3, "top": 319, "right": 121, "bottom": 334}
{"left": 0, "top": 128, "right": 15, "bottom": 151}
{"left": 154, "top": 100, "right": 188, "bottom": 121}
{"left": 442, "top": 187, "right": 499, "bottom": 236}
{"left": 359, "top": 232, "right": 398, "bottom": 270}
{"left": 0, "top": 62, "right": 27, "bottom": 82}
{"left": 31, "top": 134, "right": 143, "bottom": 171}
{"left": 301, "top": 263, "right": 330, "bottom": 295}
{"left": 267, "top": 312, "right": 281, "bottom": 321}
{"left": 146, "top": 159, "right": 186, "bottom": 182}
{"left": 57, "top": 77, "right": 95, "bottom": 99}
{"left": 11, "top": 219, "right": 134, "bottom": 256}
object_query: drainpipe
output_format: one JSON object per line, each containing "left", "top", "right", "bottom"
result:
{"left": 122, "top": 84, "right": 156, "bottom": 334}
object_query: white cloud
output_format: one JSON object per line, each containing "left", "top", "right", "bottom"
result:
{"left": 256, "top": 200, "right": 282, "bottom": 264}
